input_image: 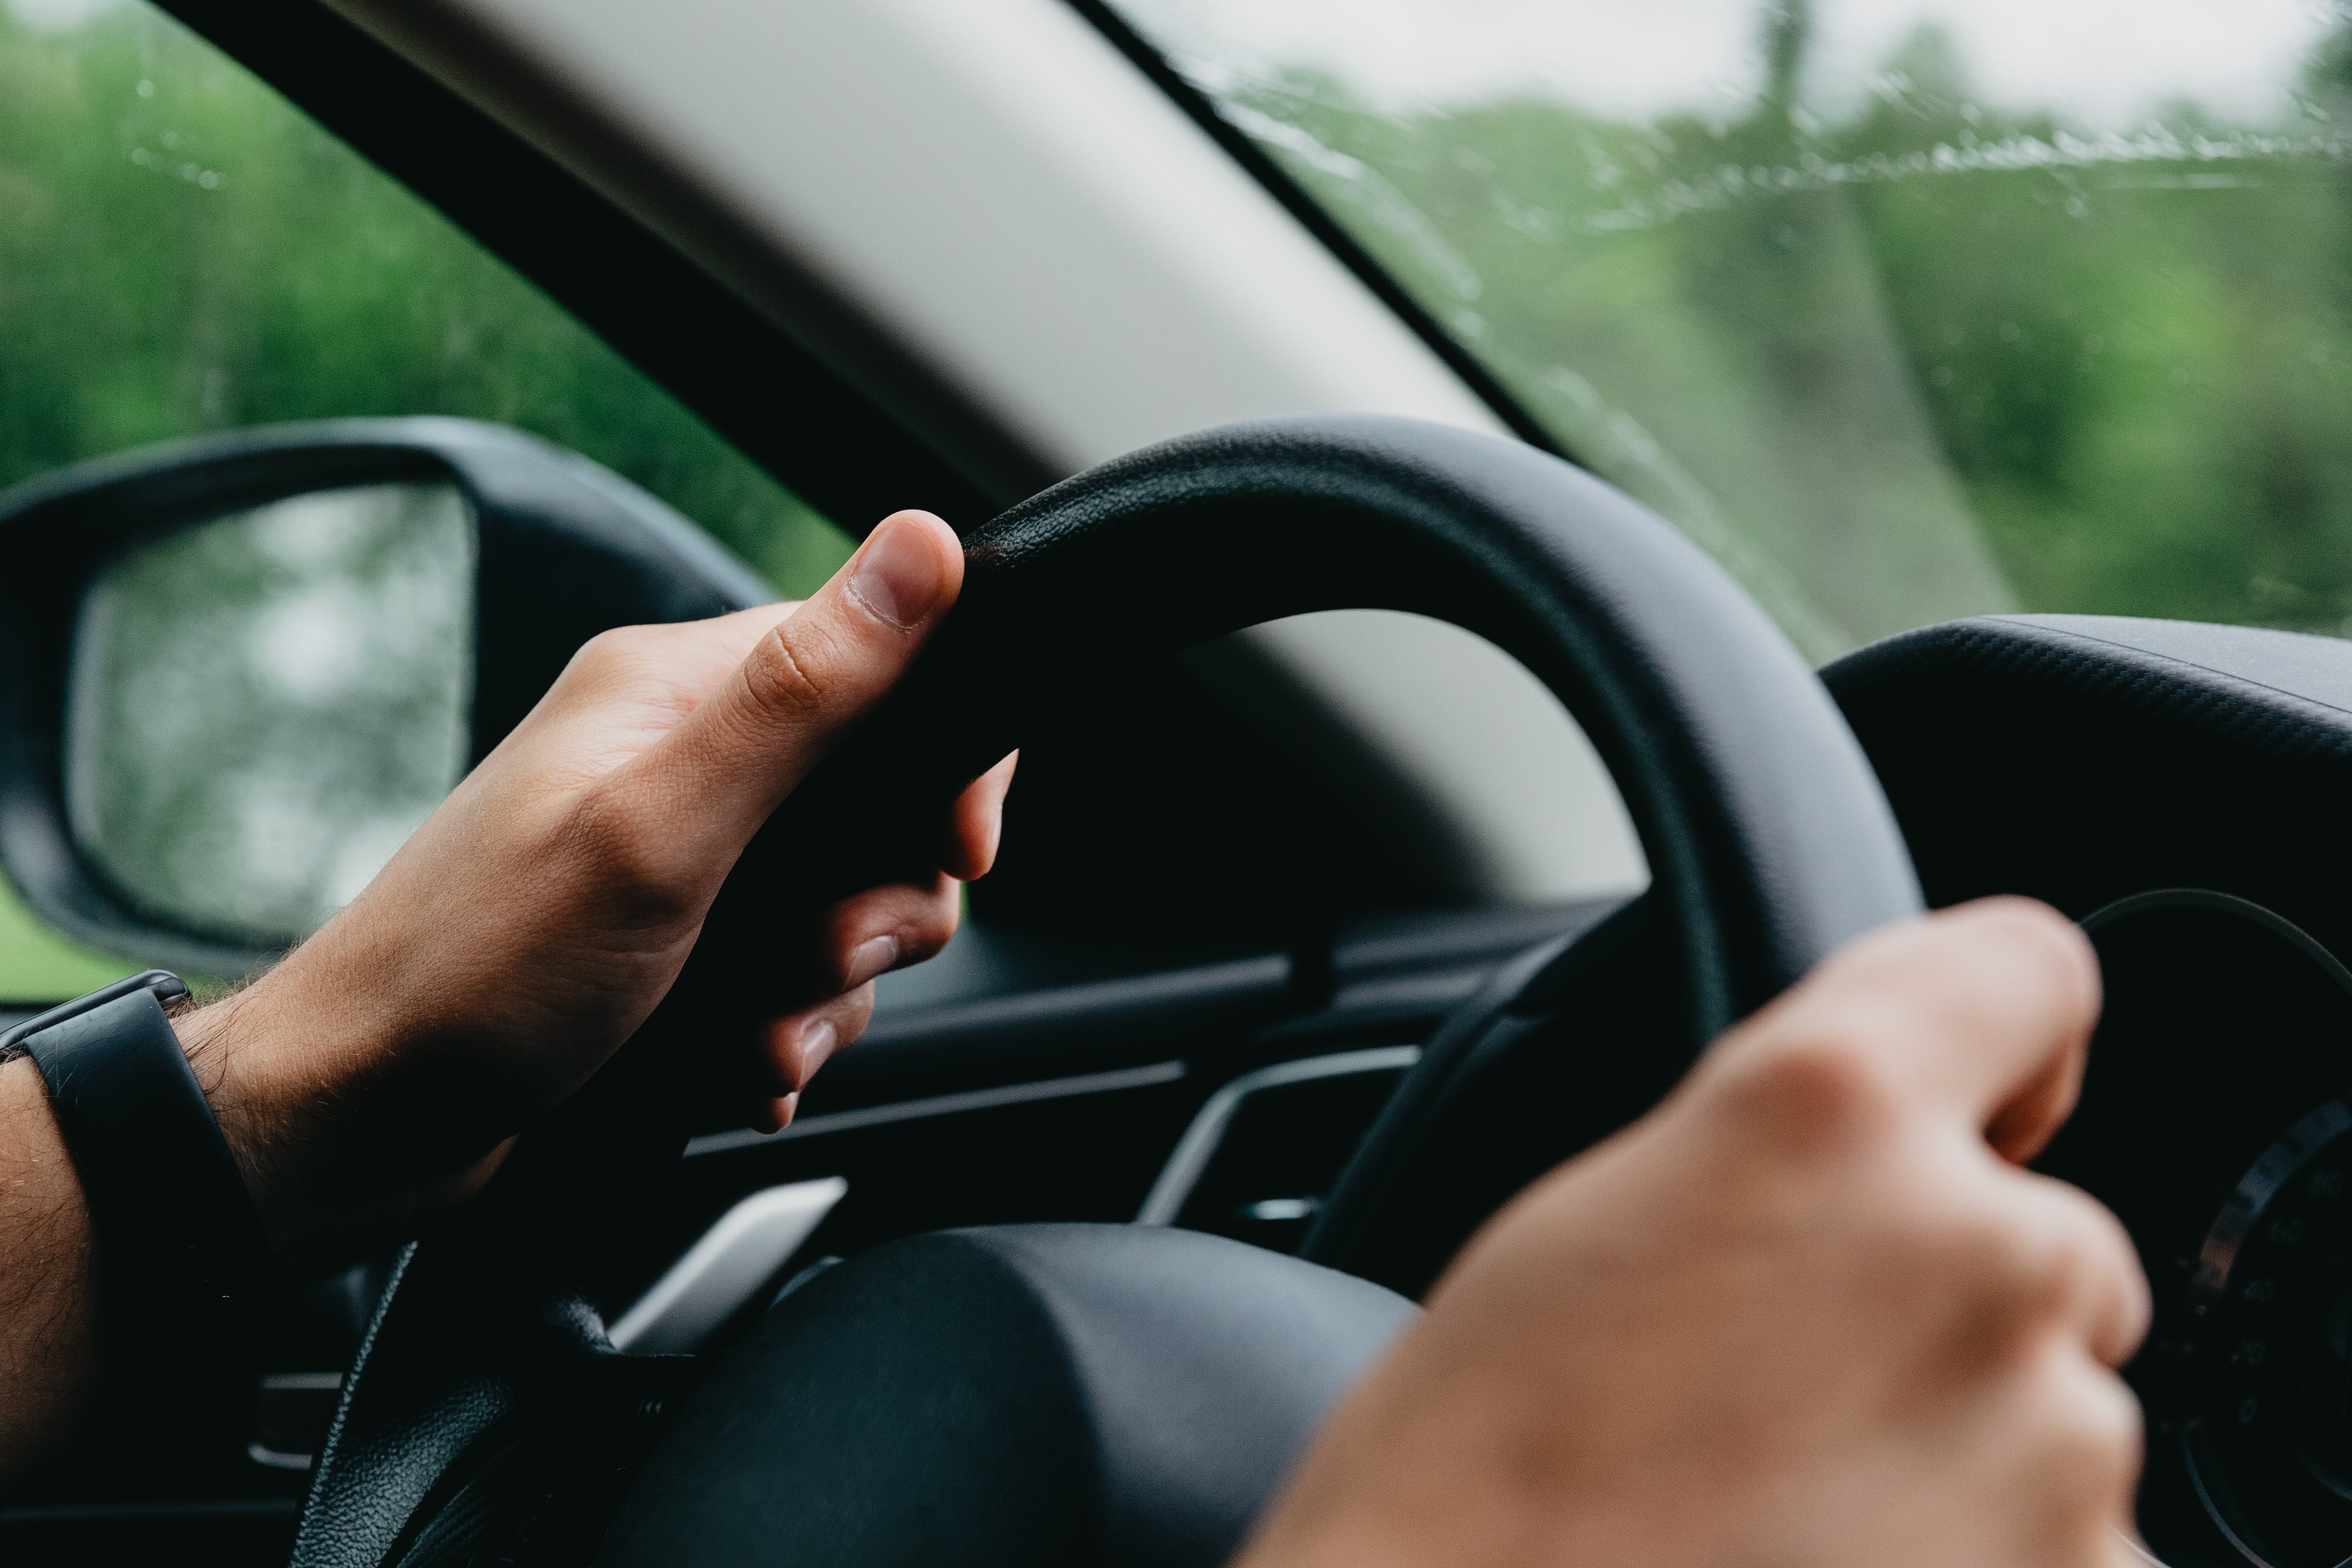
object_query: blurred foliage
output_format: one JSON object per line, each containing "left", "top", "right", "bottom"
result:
{"left": 76, "top": 484, "right": 474, "bottom": 946}
{"left": 1156, "top": 3, "right": 2352, "bottom": 657}
{"left": 0, "top": 0, "right": 853, "bottom": 998}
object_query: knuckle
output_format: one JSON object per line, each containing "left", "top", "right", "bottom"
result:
{"left": 561, "top": 782, "right": 693, "bottom": 927}
{"left": 2026, "top": 1356, "right": 2143, "bottom": 1511}
{"left": 1946, "top": 1207, "right": 2074, "bottom": 1324}
{"left": 568, "top": 623, "right": 664, "bottom": 682}
{"left": 833, "top": 983, "right": 877, "bottom": 1043}
{"left": 1710, "top": 1033, "right": 1903, "bottom": 1164}
{"left": 902, "top": 881, "right": 962, "bottom": 963}
{"left": 2067, "top": 1379, "right": 2142, "bottom": 1484}
{"left": 739, "top": 622, "right": 829, "bottom": 726}
{"left": 1932, "top": 1186, "right": 2142, "bottom": 1355}
{"left": 2046, "top": 1184, "right": 2152, "bottom": 1355}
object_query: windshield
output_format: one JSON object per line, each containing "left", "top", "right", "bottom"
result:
{"left": 1112, "top": 0, "right": 2352, "bottom": 658}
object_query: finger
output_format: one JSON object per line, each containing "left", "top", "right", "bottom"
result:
{"left": 810, "top": 874, "right": 962, "bottom": 995}
{"left": 1985, "top": 1170, "right": 2154, "bottom": 1372}
{"left": 747, "top": 1091, "right": 798, "bottom": 1135}
{"left": 1912, "top": 900, "right": 2101, "bottom": 1160}
{"left": 940, "top": 752, "right": 1018, "bottom": 880}
{"left": 612, "top": 510, "right": 963, "bottom": 869}
{"left": 561, "top": 601, "right": 806, "bottom": 712}
{"left": 479, "top": 603, "right": 802, "bottom": 789}
{"left": 1984, "top": 1029, "right": 2089, "bottom": 1167}
{"left": 760, "top": 983, "right": 880, "bottom": 1095}
{"left": 2111, "top": 1524, "right": 2162, "bottom": 1568}
{"left": 1730, "top": 898, "right": 2100, "bottom": 1156}
{"left": 1993, "top": 1345, "right": 2145, "bottom": 1566}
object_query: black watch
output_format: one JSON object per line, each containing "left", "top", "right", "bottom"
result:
{"left": 0, "top": 970, "right": 274, "bottom": 1412}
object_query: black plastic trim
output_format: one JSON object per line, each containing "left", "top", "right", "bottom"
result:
{"left": 684, "top": 1061, "right": 1188, "bottom": 1156}
{"left": 1826, "top": 614, "right": 2352, "bottom": 769}
{"left": 1064, "top": 0, "right": 1569, "bottom": 459}
{"left": 816, "top": 956, "right": 1292, "bottom": 1111}
{"left": 0, "top": 1497, "right": 299, "bottom": 1565}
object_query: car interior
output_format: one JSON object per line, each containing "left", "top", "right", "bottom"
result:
{"left": 2, "top": 1, "right": 2350, "bottom": 1566}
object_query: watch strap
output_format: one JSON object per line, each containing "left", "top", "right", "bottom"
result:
{"left": 1, "top": 970, "right": 274, "bottom": 1394}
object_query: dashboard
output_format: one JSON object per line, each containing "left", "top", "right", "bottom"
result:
{"left": 1826, "top": 614, "right": 2352, "bottom": 1568}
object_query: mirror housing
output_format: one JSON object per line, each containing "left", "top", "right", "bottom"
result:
{"left": 0, "top": 418, "right": 768, "bottom": 979}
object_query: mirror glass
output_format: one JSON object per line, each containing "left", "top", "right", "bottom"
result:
{"left": 65, "top": 482, "right": 476, "bottom": 949}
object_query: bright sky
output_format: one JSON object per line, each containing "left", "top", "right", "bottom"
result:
{"left": 1121, "top": 0, "right": 2342, "bottom": 127}
{"left": 15, "top": 0, "right": 2335, "bottom": 129}
{"left": 7, "top": 0, "right": 117, "bottom": 30}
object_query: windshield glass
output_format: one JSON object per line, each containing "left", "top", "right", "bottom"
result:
{"left": 1114, "top": 0, "right": 2352, "bottom": 657}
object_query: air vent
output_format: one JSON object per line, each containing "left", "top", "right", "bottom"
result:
{"left": 1137, "top": 1047, "right": 1418, "bottom": 1252}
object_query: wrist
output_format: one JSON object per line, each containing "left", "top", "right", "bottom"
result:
{"left": 172, "top": 984, "right": 303, "bottom": 1247}
{"left": 172, "top": 950, "right": 520, "bottom": 1256}
{"left": 173, "top": 964, "right": 407, "bottom": 1252}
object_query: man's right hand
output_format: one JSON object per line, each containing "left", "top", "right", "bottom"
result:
{"left": 1241, "top": 897, "right": 2149, "bottom": 1568}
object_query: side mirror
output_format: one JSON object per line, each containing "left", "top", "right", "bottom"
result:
{"left": 0, "top": 419, "right": 770, "bottom": 978}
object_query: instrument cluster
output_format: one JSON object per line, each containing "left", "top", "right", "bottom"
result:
{"left": 2047, "top": 891, "right": 2352, "bottom": 1568}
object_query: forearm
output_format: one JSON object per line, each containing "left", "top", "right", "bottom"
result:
{"left": 0, "top": 1055, "right": 96, "bottom": 1486}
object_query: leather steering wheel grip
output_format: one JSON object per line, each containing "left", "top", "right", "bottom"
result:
{"left": 747, "top": 413, "right": 1922, "bottom": 1037}
{"left": 289, "top": 416, "right": 1922, "bottom": 1568}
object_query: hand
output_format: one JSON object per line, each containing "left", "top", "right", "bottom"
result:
{"left": 176, "top": 509, "right": 1012, "bottom": 1250}
{"left": 1241, "top": 898, "right": 2149, "bottom": 1568}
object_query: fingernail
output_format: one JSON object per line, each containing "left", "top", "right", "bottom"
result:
{"left": 847, "top": 517, "right": 944, "bottom": 629}
{"left": 799, "top": 1019, "right": 839, "bottom": 1079}
{"left": 843, "top": 935, "right": 899, "bottom": 990}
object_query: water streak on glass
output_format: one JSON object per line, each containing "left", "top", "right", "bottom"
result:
{"left": 1119, "top": 0, "right": 2352, "bottom": 659}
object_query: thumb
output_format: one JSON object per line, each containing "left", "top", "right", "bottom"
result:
{"left": 616, "top": 510, "right": 963, "bottom": 867}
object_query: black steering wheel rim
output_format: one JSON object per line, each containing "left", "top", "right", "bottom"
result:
{"left": 289, "top": 415, "right": 1922, "bottom": 1568}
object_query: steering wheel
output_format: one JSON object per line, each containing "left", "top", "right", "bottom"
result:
{"left": 285, "top": 417, "right": 1921, "bottom": 1568}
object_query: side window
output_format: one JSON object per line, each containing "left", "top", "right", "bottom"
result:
{"left": 0, "top": 0, "right": 853, "bottom": 998}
